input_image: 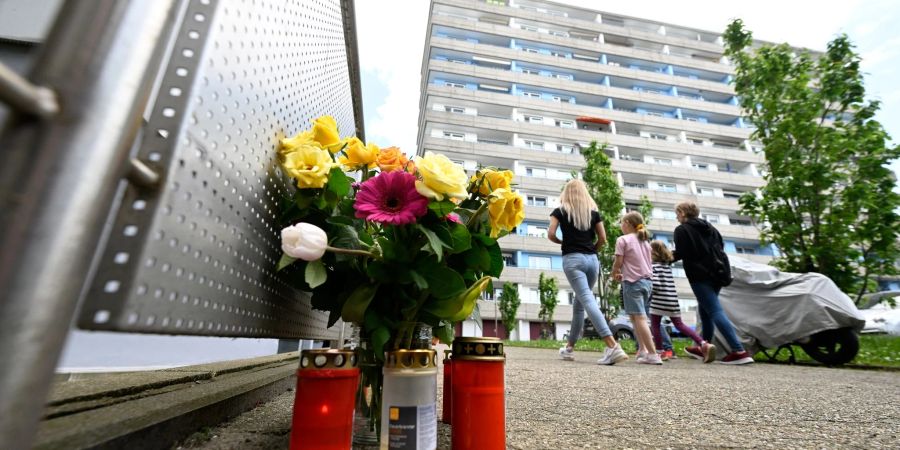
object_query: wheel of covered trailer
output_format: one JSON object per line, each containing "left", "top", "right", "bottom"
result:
{"left": 799, "top": 327, "right": 859, "bottom": 366}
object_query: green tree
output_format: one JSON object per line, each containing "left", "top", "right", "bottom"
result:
{"left": 578, "top": 142, "right": 653, "bottom": 316}
{"left": 537, "top": 273, "right": 559, "bottom": 339}
{"left": 497, "top": 282, "right": 520, "bottom": 338}
{"left": 723, "top": 19, "right": 900, "bottom": 303}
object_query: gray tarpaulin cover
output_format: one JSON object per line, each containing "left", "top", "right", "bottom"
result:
{"left": 714, "top": 257, "right": 866, "bottom": 354}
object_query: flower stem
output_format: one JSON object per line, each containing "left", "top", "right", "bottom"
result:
{"left": 466, "top": 201, "right": 489, "bottom": 229}
{"left": 325, "top": 245, "right": 378, "bottom": 258}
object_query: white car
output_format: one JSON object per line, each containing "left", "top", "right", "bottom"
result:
{"left": 858, "top": 292, "right": 900, "bottom": 335}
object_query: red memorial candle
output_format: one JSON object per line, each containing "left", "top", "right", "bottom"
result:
{"left": 289, "top": 349, "right": 359, "bottom": 450}
{"left": 450, "top": 337, "right": 505, "bottom": 450}
{"left": 441, "top": 349, "right": 452, "bottom": 424}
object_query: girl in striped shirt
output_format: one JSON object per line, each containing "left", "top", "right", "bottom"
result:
{"left": 650, "top": 241, "right": 715, "bottom": 363}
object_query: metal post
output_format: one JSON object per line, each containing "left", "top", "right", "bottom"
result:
{"left": 0, "top": 1, "right": 181, "bottom": 448}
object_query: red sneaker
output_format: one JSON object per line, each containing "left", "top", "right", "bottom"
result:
{"left": 721, "top": 350, "right": 754, "bottom": 365}
{"left": 660, "top": 349, "right": 675, "bottom": 361}
{"left": 684, "top": 346, "right": 703, "bottom": 360}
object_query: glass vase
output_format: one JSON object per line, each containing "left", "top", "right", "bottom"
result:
{"left": 352, "top": 330, "right": 382, "bottom": 447}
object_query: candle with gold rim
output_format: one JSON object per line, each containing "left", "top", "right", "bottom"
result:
{"left": 289, "top": 349, "right": 359, "bottom": 450}
{"left": 450, "top": 337, "right": 505, "bottom": 450}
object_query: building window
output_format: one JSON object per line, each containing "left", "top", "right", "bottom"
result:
{"left": 654, "top": 158, "right": 673, "bottom": 166}
{"left": 551, "top": 72, "right": 573, "bottom": 80}
{"left": 556, "top": 144, "right": 575, "bottom": 153}
{"left": 692, "top": 163, "right": 709, "bottom": 170}
{"left": 526, "top": 167, "right": 546, "bottom": 177}
{"left": 529, "top": 256, "right": 552, "bottom": 269}
{"left": 443, "top": 131, "right": 465, "bottom": 140}
{"left": 620, "top": 154, "right": 642, "bottom": 162}
{"left": 525, "top": 115, "right": 543, "bottom": 123}
{"left": 648, "top": 133, "right": 668, "bottom": 140}
{"left": 624, "top": 182, "right": 646, "bottom": 189}
{"left": 556, "top": 119, "right": 575, "bottom": 128}
{"left": 646, "top": 111, "right": 665, "bottom": 117}
{"left": 687, "top": 137, "right": 706, "bottom": 145}
{"left": 736, "top": 246, "right": 757, "bottom": 255}
{"left": 522, "top": 91, "right": 541, "bottom": 99}
{"left": 445, "top": 81, "right": 465, "bottom": 89}
{"left": 548, "top": 30, "right": 568, "bottom": 37}
{"left": 502, "top": 254, "right": 515, "bottom": 267}
{"left": 521, "top": 25, "right": 539, "bottom": 32}
{"left": 730, "top": 218, "right": 752, "bottom": 226}
{"left": 527, "top": 225, "right": 548, "bottom": 237}
{"left": 657, "top": 183, "right": 677, "bottom": 192}
{"left": 524, "top": 140, "right": 544, "bottom": 150}
{"left": 723, "top": 190, "right": 743, "bottom": 199}
{"left": 521, "top": 67, "right": 540, "bottom": 75}
{"left": 527, "top": 195, "right": 547, "bottom": 207}
{"left": 662, "top": 210, "right": 678, "bottom": 220}
{"left": 449, "top": 58, "right": 469, "bottom": 64}
{"left": 522, "top": 47, "right": 540, "bottom": 53}
{"left": 445, "top": 106, "right": 465, "bottom": 114}
{"left": 697, "top": 187, "right": 715, "bottom": 197}
{"left": 549, "top": 51, "right": 567, "bottom": 58}
{"left": 551, "top": 95, "right": 569, "bottom": 102}
{"left": 684, "top": 116, "right": 701, "bottom": 122}
{"left": 703, "top": 214, "right": 719, "bottom": 223}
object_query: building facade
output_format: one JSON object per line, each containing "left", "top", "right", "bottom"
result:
{"left": 416, "top": 0, "right": 775, "bottom": 340}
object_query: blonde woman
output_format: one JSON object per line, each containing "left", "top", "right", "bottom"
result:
{"left": 611, "top": 212, "right": 662, "bottom": 365}
{"left": 548, "top": 180, "right": 628, "bottom": 365}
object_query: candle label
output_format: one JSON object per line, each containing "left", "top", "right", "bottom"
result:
{"left": 387, "top": 403, "right": 437, "bottom": 449}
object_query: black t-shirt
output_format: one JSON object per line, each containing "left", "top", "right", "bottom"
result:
{"left": 550, "top": 208, "right": 602, "bottom": 255}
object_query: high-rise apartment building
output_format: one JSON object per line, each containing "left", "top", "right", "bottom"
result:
{"left": 417, "top": 0, "right": 775, "bottom": 340}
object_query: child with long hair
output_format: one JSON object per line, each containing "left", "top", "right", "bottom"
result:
{"left": 649, "top": 240, "right": 715, "bottom": 363}
{"left": 611, "top": 212, "right": 662, "bottom": 365}
{"left": 548, "top": 179, "right": 628, "bottom": 365}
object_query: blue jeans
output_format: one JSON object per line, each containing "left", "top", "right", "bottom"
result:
{"left": 644, "top": 297, "right": 672, "bottom": 350}
{"left": 563, "top": 253, "right": 611, "bottom": 345}
{"left": 690, "top": 281, "right": 744, "bottom": 352}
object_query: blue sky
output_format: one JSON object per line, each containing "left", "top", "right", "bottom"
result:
{"left": 355, "top": 0, "right": 900, "bottom": 177}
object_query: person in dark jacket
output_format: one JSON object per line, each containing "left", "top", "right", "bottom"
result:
{"left": 673, "top": 201, "right": 753, "bottom": 365}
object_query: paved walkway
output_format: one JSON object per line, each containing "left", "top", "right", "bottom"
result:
{"left": 178, "top": 346, "right": 900, "bottom": 449}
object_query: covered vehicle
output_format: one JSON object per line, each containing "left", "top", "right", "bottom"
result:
{"left": 716, "top": 256, "right": 866, "bottom": 365}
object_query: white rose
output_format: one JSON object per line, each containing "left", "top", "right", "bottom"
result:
{"left": 281, "top": 223, "right": 328, "bottom": 261}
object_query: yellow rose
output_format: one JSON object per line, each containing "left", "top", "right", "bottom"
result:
{"left": 278, "top": 130, "right": 317, "bottom": 158}
{"left": 414, "top": 151, "right": 469, "bottom": 201}
{"left": 281, "top": 145, "right": 334, "bottom": 189}
{"left": 338, "top": 137, "right": 380, "bottom": 170}
{"left": 311, "top": 115, "right": 343, "bottom": 153}
{"left": 376, "top": 146, "right": 416, "bottom": 173}
{"left": 471, "top": 168, "right": 514, "bottom": 197}
{"left": 487, "top": 188, "right": 525, "bottom": 238}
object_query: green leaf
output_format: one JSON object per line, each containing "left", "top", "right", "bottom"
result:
{"left": 447, "top": 222, "right": 472, "bottom": 254}
{"left": 341, "top": 284, "right": 379, "bottom": 323}
{"left": 304, "top": 260, "right": 327, "bottom": 288}
{"left": 417, "top": 224, "right": 447, "bottom": 262}
{"left": 434, "top": 322, "right": 454, "bottom": 345}
{"left": 410, "top": 270, "right": 428, "bottom": 290}
{"left": 462, "top": 243, "right": 491, "bottom": 273}
{"left": 418, "top": 257, "right": 465, "bottom": 299}
{"left": 326, "top": 167, "right": 351, "bottom": 198}
{"left": 484, "top": 240, "right": 504, "bottom": 277}
{"left": 277, "top": 253, "right": 297, "bottom": 271}
{"left": 424, "top": 276, "right": 491, "bottom": 321}
{"left": 371, "top": 326, "right": 391, "bottom": 362}
{"left": 428, "top": 200, "right": 456, "bottom": 216}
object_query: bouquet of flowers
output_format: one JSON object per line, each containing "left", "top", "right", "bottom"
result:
{"left": 275, "top": 115, "right": 525, "bottom": 357}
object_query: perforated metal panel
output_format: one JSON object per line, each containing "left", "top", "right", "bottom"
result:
{"left": 77, "top": 0, "right": 361, "bottom": 339}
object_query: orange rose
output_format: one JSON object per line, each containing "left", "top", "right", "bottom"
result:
{"left": 376, "top": 146, "right": 415, "bottom": 174}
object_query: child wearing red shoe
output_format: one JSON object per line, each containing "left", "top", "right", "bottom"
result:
{"left": 649, "top": 241, "right": 715, "bottom": 363}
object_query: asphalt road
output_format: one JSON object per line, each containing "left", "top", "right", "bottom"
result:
{"left": 179, "top": 345, "right": 900, "bottom": 449}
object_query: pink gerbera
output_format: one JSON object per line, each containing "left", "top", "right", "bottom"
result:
{"left": 354, "top": 170, "right": 429, "bottom": 225}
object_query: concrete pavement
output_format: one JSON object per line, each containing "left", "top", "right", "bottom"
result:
{"left": 178, "top": 345, "right": 900, "bottom": 449}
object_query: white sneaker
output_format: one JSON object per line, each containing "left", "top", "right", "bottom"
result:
{"left": 637, "top": 352, "right": 663, "bottom": 365}
{"left": 597, "top": 345, "right": 628, "bottom": 365}
{"left": 559, "top": 346, "right": 575, "bottom": 361}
